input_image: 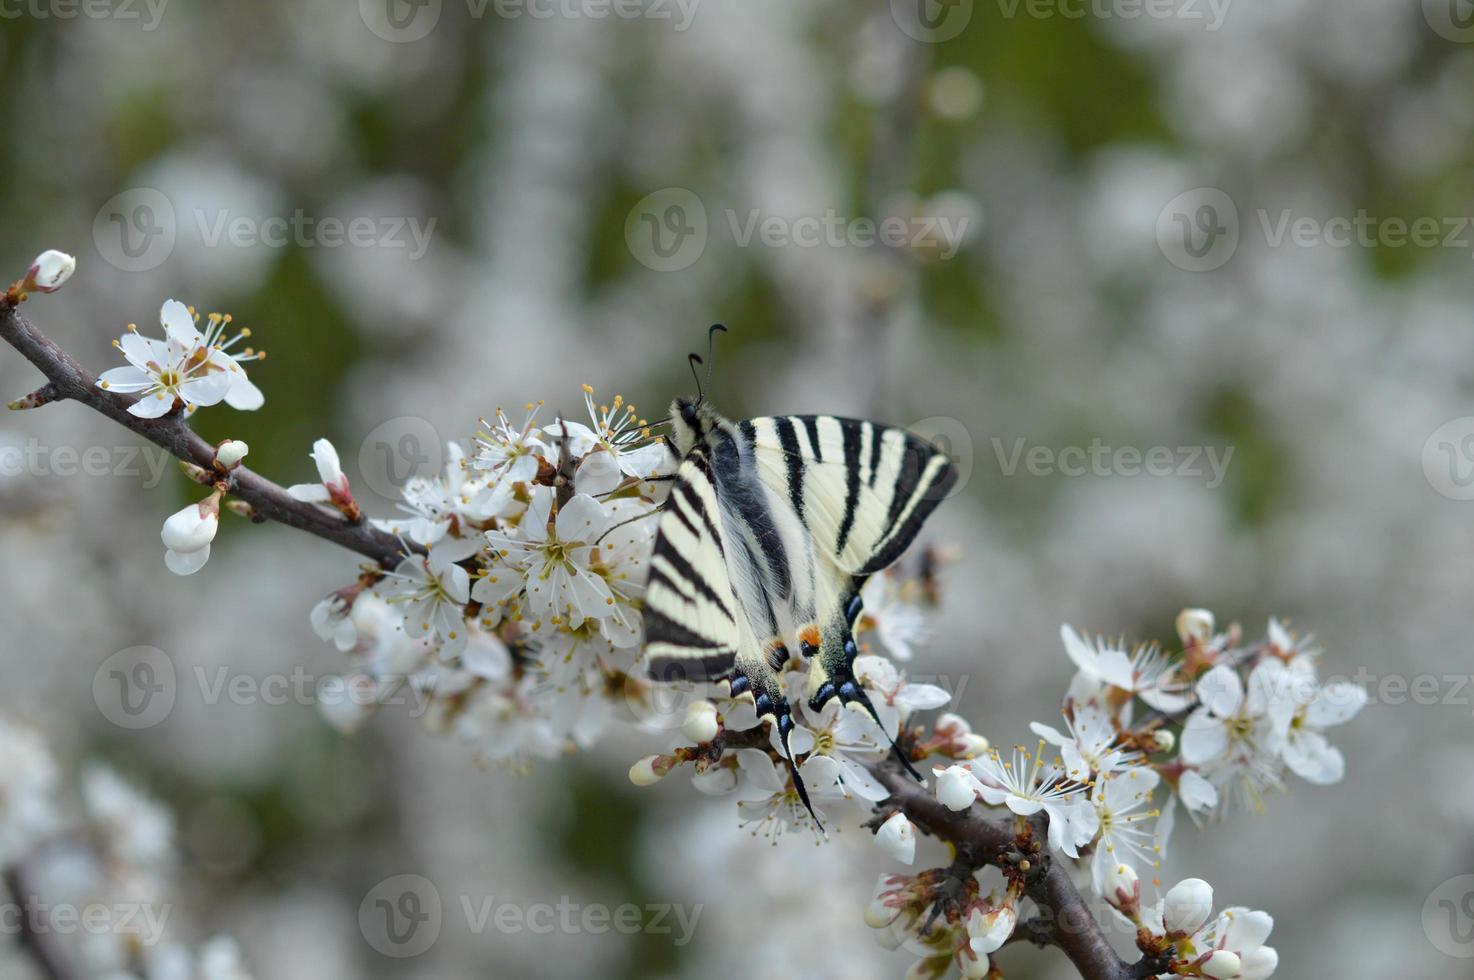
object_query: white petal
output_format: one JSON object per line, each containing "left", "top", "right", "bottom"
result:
{"left": 160, "top": 299, "right": 200, "bottom": 346}
{"left": 1196, "top": 665, "right": 1244, "bottom": 717}
{"left": 1305, "top": 683, "right": 1367, "bottom": 727}
{"left": 287, "top": 484, "right": 332, "bottom": 503}
{"left": 555, "top": 493, "right": 607, "bottom": 544}
{"left": 128, "top": 392, "right": 176, "bottom": 418}
{"left": 875, "top": 812, "right": 916, "bottom": 865}
{"left": 97, "top": 366, "right": 154, "bottom": 392}
{"left": 164, "top": 545, "right": 211, "bottom": 576}
{"left": 1180, "top": 710, "right": 1229, "bottom": 764}
{"left": 224, "top": 373, "right": 264, "bottom": 410}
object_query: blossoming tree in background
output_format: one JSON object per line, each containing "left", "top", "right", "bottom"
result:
{"left": 0, "top": 259, "right": 1366, "bottom": 980}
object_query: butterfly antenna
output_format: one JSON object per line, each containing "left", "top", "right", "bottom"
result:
{"left": 688, "top": 353, "right": 704, "bottom": 403}
{"left": 704, "top": 323, "right": 727, "bottom": 394}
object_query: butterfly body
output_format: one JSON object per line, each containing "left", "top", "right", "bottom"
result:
{"left": 645, "top": 394, "right": 956, "bottom": 822}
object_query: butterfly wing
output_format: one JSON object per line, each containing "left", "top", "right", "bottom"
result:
{"left": 642, "top": 447, "right": 821, "bottom": 826}
{"left": 741, "top": 416, "right": 956, "bottom": 578}
{"left": 643, "top": 452, "right": 744, "bottom": 683}
{"left": 739, "top": 416, "right": 953, "bottom": 776}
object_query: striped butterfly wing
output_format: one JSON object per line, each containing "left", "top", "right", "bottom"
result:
{"left": 741, "top": 416, "right": 956, "bottom": 577}
{"left": 739, "top": 416, "right": 953, "bottom": 783}
{"left": 643, "top": 453, "right": 744, "bottom": 684}
{"left": 642, "top": 445, "right": 821, "bottom": 825}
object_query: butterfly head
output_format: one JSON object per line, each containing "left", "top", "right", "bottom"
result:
{"left": 669, "top": 324, "right": 730, "bottom": 456}
{"left": 668, "top": 395, "right": 720, "bottom": 456}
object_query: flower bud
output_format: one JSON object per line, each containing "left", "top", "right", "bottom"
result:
{"left": 958, "top": 950, "right": 991, "bottom": 979}
{"left": 311, "top": 437, "right": 346, "bottom": 489}
{"left": 161, "top": 495, "right": 220, "bottom": 554}
{"left": 863, "top": 895, "right": 896, "bottom": 930}
{"left": 875, "top": 812, "right": 916, "bottom": 865}
{"left": 1105, "top": 862, "right": 1139, "bottom": 904}
{"left": 23, "top": 250, "right": 76, "bottom": 294}
{"left": 1163, "top": 878, "right": 1214, "bottom": 935}
{"left": 933, "top": 765, "right": 978, "bottom": 811}
{"left": 1201, "top": 950, "right": 1242, "bottom": 979}
{"left": 934, "top": 712, "right": 971, "bottom": 737}
{"left": 680, "top": 700, "right": 720, "bottom": 744}
{"left": 955, "top": 732, "right": 990, "bottom": 758}
{"left": 1176, "top": 608, "right": 1215, "bottom": 645}
{"left": 1152, "top": 729, "right": 1176, "bottom": 753}
{"left": 1240, "top": 946, "right": 1278, "bottom": 980}
{"left": 967, "top": 905, "right": 1016, "bottom": 955}
{"left": 215, "top": 440, "right": 249, "bottom": 469}
{"left": 628, "top": 754, "right": 672, "bottom": 786}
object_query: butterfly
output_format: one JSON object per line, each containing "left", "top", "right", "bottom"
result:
{"left": 641, "top": 327, "right": 957, "bottom": 826}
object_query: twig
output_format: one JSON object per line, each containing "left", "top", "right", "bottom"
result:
{"left": 0, "top": 299, "right": 416, "bottom": 568}
{"left": 870, "top": 764, "right": 1155, "bottom": 980}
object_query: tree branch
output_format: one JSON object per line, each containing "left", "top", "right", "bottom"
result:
{"left": 871, "top": 764, "right": 1151, "bottom": 980}
{"left": 0, "top": 298, "right": 415, "bottom": 568}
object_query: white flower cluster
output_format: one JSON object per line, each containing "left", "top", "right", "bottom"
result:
{"left": 898, "top": 609, "right": 1363, "bottom": 978}
{"left": 309, "top": 390, "right": 676, "bottom": 769}
{"left": 0, "top": 715, "right": 253, "bottom": 980}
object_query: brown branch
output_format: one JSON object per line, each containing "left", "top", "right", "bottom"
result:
{"left": 870, "top": 764, "right": 1154, "bottom": 980}
{"left": 0, "top": 298, "right": 416, "bottom": 568}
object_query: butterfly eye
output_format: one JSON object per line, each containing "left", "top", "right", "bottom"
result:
{"left": 680, "top": 402, "right": 698, "bottom": 424}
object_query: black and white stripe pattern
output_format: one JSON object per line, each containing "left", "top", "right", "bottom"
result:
{"left": 744, "top": 415, "right": 956, "bottom": 576}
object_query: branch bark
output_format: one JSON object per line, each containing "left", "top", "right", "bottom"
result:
{"left": 0, "top": 299, "right": 414, "bottom": 568}
{"left": 871, "top": 765, "right": 1152, "bottom": 980}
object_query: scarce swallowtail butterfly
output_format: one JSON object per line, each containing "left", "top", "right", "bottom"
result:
{"left": 642, "top": 327, "right": 957, "bottom": 827}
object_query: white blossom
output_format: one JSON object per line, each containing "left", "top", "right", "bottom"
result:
{"left": 98, "top": 300, "right": 262, "bottom": 418}
{"left": 161, "top": 492, "right": 221, "bottom": 576}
